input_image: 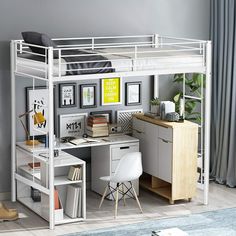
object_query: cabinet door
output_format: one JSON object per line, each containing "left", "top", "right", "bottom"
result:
{"left": 158, "top": 138, "right": 172, "bottom": 183}
{"left": 143, "top": 122, "right": 159, "bottom": 177}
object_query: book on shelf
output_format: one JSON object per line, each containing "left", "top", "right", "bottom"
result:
{"left": 69, "top": 137, "right": 101, "bottom": 146}
{"left": 87, "top": 122, "right": 108, "bottom": 127}
{"left": 67, "top": 165, "right": 81, "bottom": 181}
{"left": 86, "top": 125, "right": 109, "bottom": 132}
{"left": 87, "top": 115, "right": 107, "bottom": 123}
{"left": 28, "top": 162, "right": 40, "bottom": 169}
{"left": 69, "top": 138, "right": 88, "bottom": 146}
{"left": 87, "top": 130, "right": 109, "bottom": 138}
{"left": 54, "top": 188, "right": 60, "bottom": 210}
{"left": 65, "top": 185, "right": 82, "bottom": 219}
{"left": 77, "top": 188, "right": 82, "bottom": 218}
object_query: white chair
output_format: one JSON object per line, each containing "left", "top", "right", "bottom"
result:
{"left": 99, "top": 152, "right": 143, "bottom": 218}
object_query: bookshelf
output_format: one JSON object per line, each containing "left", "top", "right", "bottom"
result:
{"left": 15, "top": 146, "right": 86, "bottom": 225}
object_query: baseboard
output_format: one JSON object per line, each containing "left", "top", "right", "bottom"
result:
{"left": 0, "top": 192, "right": 11, "bottom": 201}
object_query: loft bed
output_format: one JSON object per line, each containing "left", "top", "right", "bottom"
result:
{"left": 11, "top": 34, "right": 211, "bottom": 229}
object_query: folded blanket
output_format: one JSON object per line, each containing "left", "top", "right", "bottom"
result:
{"left": 62, "top": 50, "right": 114, "bottom": 75}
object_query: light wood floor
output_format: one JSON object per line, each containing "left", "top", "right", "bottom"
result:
{"left": 0, "top": 182, "right": 236, "bottom": 236}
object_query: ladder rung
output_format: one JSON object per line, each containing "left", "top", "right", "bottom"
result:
{"left": 184, "top": 95, "right": 202, "bottom": 100}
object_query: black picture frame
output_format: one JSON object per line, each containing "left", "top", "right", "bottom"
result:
{"left": 80, "top": 84, "right": 97, "bottom": 109}
{"left": 90, "top": 110, "right": 113, "bottom": 124}
{"left": 125, "top": 82, "right": 142, "bottom": 106}
{"left": 59, "top": 83, "right": 76, "bottom": 108}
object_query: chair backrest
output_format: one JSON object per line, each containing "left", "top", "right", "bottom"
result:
{"left": 110, "top": 152, "right": 142, "bottom": 183}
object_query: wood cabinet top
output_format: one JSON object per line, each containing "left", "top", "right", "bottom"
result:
{"left": 133, "top": 114, "right": 198, "bottom": 129}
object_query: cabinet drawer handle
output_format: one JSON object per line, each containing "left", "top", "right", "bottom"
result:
{"left": 161, "top": 139, "right": 169, "bottom": 143}
{"left": 120, "top": 146, "right": 130, "bottom": 150}
{"left": 133, "top": 129, "right": 144, "bottom": 134}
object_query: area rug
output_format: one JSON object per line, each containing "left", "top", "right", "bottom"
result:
{"left": 63, "top": 208, "right": 236, "bottom": 236}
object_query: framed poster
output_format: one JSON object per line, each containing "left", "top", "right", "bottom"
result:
{"left": 26, "top": 86, "right": 48, "bottom": 136}
{"left": 59, "top": 83, "right": 76, "bottom": 108}
{"left": 125, "top": 82, "right": 142, "bottom": 106}
{"left": 101, "top": 77, "right": 122, "bottom": 105}
{"left": 80, "top": 84, "right": 97, "bottom": 108}
{"left": 90, "top": 110, "right": 112, "bottom": 124}
{"left": 59, "top": 113, "right": 88, "bottom": 138}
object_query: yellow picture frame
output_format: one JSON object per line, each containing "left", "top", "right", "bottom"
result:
{"left": 101, "top": 77, "right": 122, "bottom": 105}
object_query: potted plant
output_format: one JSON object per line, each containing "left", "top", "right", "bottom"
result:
{"left": 150, "top": 97, "right": 160, "bottom": 115}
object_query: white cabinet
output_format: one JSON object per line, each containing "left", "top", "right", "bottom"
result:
{"left": 133, "top": 115, "right": 198, "bottom": 204}
{"left": 91, "top": 141, "right": 139, "bottom": 200}
{"left": 133, "top": 117, "right": 173, "bottom": 182}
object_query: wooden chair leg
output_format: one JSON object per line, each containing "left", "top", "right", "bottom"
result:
{"left": 114, "top": 183, "right": 119, "bottom": 219}
{"left": 130, "top": 182, "right": 143, "bottom": 213}
{"left": 122, "top": 183, "right": 126, "bottom": 206}
{"left": 99, "top": 184, "right": 108, "bottom": 209}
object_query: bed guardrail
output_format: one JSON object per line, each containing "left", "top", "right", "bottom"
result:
{"left": 13, "top": 35, "right": 208, "bottom": 81}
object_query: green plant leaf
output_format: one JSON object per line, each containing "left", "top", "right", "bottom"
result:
{"left": 173, "top": 93, "right": 181, "bottom": 103}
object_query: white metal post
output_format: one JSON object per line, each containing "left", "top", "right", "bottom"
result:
{"left": 204, "top": 41, "right": 212, "bottom": 205}
{"left": 153, "top": 34, "right": 159, "bottom": 98}
{"left": 11, "top": 41, "right": 16, "bottom": 202}
{"left": 83, "top": 163, "right": 86, "bottom": 219}
{"left": 48, "top": 47, "right": 55, "bottom": 229}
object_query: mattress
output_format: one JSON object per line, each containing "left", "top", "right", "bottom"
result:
{"left": 16, "top": 47, "right": 204, "bottom": 78}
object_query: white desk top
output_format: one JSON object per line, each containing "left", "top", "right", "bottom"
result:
{"left": 16, "top": 134, "right": 138, "bottom": 152}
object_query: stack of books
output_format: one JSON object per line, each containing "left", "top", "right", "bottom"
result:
{"left": 28, "top": 162, "right": 40, "bottom": 170}
{"left": 86, "top": 115, "right": 109, "bottom": 137}
{"left": 27, "top": 162, "right": 41, "bottom": 179}
{"left": 65, "top": 185, "right": 82, "bottom": 218}
{"left": 67, "top": 165, "right": 82, "bottom": 181}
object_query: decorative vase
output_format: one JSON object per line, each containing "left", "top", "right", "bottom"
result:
{"left": 150, "top": 105, "right": 160, "bottom": 115}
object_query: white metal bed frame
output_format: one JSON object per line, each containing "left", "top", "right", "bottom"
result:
{"left": 11, "top": 34, "right": 211, "bottom": 229}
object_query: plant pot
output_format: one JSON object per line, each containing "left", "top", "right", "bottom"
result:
{"left": 150, "top": 105, "right": 160, "bottom": 115}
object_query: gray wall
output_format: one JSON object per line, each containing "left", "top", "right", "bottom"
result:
{"left": 0, "top": 0, "right": 210, "bottom": 194}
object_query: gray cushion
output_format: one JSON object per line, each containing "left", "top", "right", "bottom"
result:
{"left": 22, "top": 31, "right": 58, "bottom": 57}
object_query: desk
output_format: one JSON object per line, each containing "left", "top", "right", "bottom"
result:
{"left": 17, "top": 134, "right": 139, "bottom": 152}
{"left": 15, "top": 134, "right": 139, "bottom": 223}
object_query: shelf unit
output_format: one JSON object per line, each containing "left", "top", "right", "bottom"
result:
{"left": 11, "top": 34, "right": 211, "bottom": 229}
{"left": 15, "top": 144, "right": 86, "bottom": 225}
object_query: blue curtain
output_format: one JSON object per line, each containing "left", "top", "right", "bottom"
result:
{"left": 210, "top": 0, "right": 236, "bottom": 187}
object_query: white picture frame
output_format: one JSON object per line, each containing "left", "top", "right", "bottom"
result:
{"left": 59, "top": 113, "right": 88, "bottom": 138}
{"left": 26, "top": 87, "right": 49, "bottom": 136}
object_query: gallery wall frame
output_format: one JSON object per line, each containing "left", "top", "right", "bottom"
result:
{"left": 101, "top": 77, "right": 122, "bottom": 106}
{"left": 79, "top": 84, "right": 97, "bottom": 109}
{"left": 59, "top": 113, "right": 88, "bottom": 138}
{"left": 59, "top": 83, "right": 77, "bottom": 108}
{"left": 125, "top": 81, "right": 142, "bottom": 106}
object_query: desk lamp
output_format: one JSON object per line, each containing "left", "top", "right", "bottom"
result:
{"left": 19, "top": 110, "right": 46, "bottom": 146}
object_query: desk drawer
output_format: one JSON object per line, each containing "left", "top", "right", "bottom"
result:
{"left": 158, "top": 126, "right": 173, "bottom": 142}
{"left": 111, "top": 143, "right": 139, "bottom": 161}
